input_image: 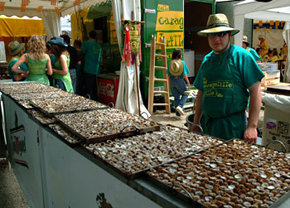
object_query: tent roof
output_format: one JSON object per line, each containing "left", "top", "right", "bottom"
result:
{"left": 0, "top": 0, "right": 107, "bottom": 17}
{"left": 234, "top": 0, "right": 290, "bottom": 21}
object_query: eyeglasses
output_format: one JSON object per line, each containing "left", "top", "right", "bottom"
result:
{"left": 208, "top": 32, "right": 228, "bottom": 37}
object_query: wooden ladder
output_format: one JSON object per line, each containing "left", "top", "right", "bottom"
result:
{"left": 148, "top": 35, "right": 170, "bottom": 114}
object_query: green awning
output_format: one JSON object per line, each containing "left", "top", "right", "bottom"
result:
{"left": 87, "top": 0, "right": 112, "bottom": 19}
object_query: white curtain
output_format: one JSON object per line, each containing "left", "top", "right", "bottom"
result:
{"left": 282, "top": 21, "right": 290, "bottom": 82}
{"left": 112, "top": 0, "right": 150, "bottom": 118}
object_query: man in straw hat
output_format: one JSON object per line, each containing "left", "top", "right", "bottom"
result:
{"left": 190, "top": 13, "right": 264, "bottom": 143}
{"left": 7, "top": 40, "right": 29, "bottom": 81}
{"left": 242, "top": 35, "right": 262, "bottom": 62}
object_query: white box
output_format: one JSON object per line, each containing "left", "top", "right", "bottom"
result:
{"left": 262, "top": 103, "right": 290, "bottom": 152}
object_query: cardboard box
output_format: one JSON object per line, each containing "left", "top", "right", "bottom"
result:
{"left": 261, "top": 70, "right": 280, "bottom": 87}
{"left": 262, "top": 104, "right": 290, "bottom": 152}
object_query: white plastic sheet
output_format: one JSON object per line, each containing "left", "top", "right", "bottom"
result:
{"left": 262, "top": 92, "right": 290, "bottom": 112}
{"left": 112, "top": 0, "right": 150, "bottom": 118}
{"left": 282, "top": 21, "right": 290, "bottom": 82}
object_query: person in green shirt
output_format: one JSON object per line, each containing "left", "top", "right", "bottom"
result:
{"left": 167, "top": 49, "right": 191, "bottom": 116}
{"left": 242, "top": 35, "right": 262, "bottom": 63}
{"left": 48, "top": 37, "right": 74, "bottom": 93}
{"left": 190, "top": 13, "right": 264, "bottom": 143}
{"left": 82, "top": 30, "right": 102, "bottom": 100}
{"left": 12, "top": 35, "right": 53, "bottom": 85}
{"left": 7, "top": 40, "right": 28, "bottom": 81}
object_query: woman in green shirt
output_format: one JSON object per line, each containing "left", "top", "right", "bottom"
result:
{"left": 48, "top": 37, "right": 74, "bottom": 93}
{"left": 12, "top": 35, "right": 53, "bottom": 85}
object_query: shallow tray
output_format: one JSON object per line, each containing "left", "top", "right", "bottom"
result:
{"left": 146, "top": 139, "right": 290, "bottom": 208}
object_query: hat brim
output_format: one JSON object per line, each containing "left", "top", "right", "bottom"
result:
{"left": 10, "top": 43, "right": 25, "bottom": 56}
{"left": 48, "top": 40, "right": 68, "bottom": 47}
{"left": 198, "top": 26, "right": 240, "bottom": 37}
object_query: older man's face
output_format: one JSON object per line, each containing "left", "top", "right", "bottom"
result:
{"left": 208, "top": 31, "right": 231, "bottom": 54}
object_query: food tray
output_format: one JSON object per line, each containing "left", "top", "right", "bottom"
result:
{"left": 83, "top": 126, "right": 224, "bottom": 178}
{"left": 55, "top": 108, "right": 160, "bottom": 144}
{"left": 0, "top": 82, "right": 57, "bottom": 95}
{"left": 48, "top": 124, "right": 81, "bottom": 147}
{"left": 10, "top": 90, "right": 76, "bottom": 101}
{"left": 27, "top": 110, "right": 56, "bottom": 125}
{"left": 147, "top": 139, "right": 290, "bottom": 208}
{"left": 18, "top": 100, "right": 35, "bottom": 109}
{"left": 29, "top": 96, "right": 108, "bottom": 116}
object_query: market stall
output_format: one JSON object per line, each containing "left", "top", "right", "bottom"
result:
{"left": 1, "top": 82, "right": 289, "bottom": 208}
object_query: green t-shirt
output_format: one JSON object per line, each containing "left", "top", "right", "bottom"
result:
{"left": 247, "top": 47, "right": 262, "bottom": 61}
{"left": 8, "top": 57, "right": 29, "bottom": 81}
{"left": 82, "top": 40, "right": 102, "bottom": 75}
{"left": 193, "top": 44, "right": 264, "bottom": 140}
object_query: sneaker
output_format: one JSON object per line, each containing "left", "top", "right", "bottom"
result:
{"left": 176, "top": 106, "right": 185, "bottom": 115}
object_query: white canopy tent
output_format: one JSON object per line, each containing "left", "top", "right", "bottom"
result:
{"left": 233, "top": 0, "right": 290, "bottom": 82}
{"left": 0, "top": 0, "right": 107, "bottom": 39}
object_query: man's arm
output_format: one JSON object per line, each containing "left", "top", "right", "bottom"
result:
{"left": 244, "top": 81, "right": 262, "bottom": 143}
{"left": 189, "top": 90, "right": 203, "bottom": 133}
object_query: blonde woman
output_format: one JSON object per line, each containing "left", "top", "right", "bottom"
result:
{"left": 12, "top": 35, "right": 53, "bottom": 85}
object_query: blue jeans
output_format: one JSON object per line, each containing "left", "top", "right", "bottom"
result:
{"left": 170, "top": 77, "right": 188, "bottom": 109}
{"left": 54, "top": 79, "right": 66, "bottom": 91}
{"left": 69, "top": 69, "right": 77, "bottom": 93}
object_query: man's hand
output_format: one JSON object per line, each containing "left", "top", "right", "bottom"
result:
{"left": 189, "top": 123, "right": 202, "bottom": 134}
{"left": 244, "top": 127, "right": 257, "bottom": 144}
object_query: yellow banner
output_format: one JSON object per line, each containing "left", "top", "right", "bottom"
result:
{"left": 157, "top": 32, "right": 183, "bottom": 49}
{"left": 156, "top": 11, "right": 183, "bottom": 31}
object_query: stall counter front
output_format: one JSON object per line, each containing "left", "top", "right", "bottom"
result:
{"left": 1, "top": 93, "right": 191, "bottom": 208}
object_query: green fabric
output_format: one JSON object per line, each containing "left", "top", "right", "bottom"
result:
{"left": 87, "top": 0, "right": 112, "bottom": 19}
{"left": 82, "top": 40, "right": 102, "bottom": 75}
{"left": 27, "top": 55, "right": 50, "bottom": 85}
{"left": 53, "top": 55, "right": 74, "bottom": 93}
{"left": 167, "top": 59, "right": 189, "bottom": 77}
{"left": 8, "top": 57, "right": 28, "bottom": 81}
{"left": 50, "top": 54, "right": 56, "bottom": 67}
{"left": 194, "top": 44, "right": 265, "bottom": 140}
{"left": 247, "top": 47, "right": 262, "bottom": 61}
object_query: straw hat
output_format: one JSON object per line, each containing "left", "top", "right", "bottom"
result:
{"left": 169, "top": 59, "right": 184, "bottom": 76}
{"left": 258, "top": 34, "right": 265, "bottom": 39}
{"left": 48, "top": 37, "right": 68, "bottom": 47}
{"left": 198, "top": 13, "right": 239, "bottom": 37}
{"left": 8, "top": 41, "right": 25, "bottom": 56}
{"left": 243, "top": 35, "right": 249, "bottom": 46}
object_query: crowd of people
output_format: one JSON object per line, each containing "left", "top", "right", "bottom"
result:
{"left": 243, "top": 34, "right": 288, "bottom": 68}
{"left": 7, "top": 30, "right": 102, "bottom": 99}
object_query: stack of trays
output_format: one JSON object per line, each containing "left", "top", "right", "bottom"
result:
{"left": 147, "top": 139, "right": 290, "bottom": 208}
{"left": 83, "top": 126, "right": 223, "bottom": 177}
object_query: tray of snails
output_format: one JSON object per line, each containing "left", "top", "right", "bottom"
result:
{"left": 27, "top": 109, "right": 57, "bottom": 125}
{"left": 29, "top": 96, "right": 108, "bottom": 117}
{"left": 10, "top": 89, "right": 76, "bottom": 102}
{"left": 48, "top": 124, "right": 82, "bottom": 147}
{"left": 0, "top": 82, "right": 57, "bottom": 95}
{"left": 55, "top": 108, "right": 160, "bottom": 144}
{"left": 83, "top": 126, "right": 224, "bottom": 178}
{"left": 147, "top": 139, "right": 290, "bottom": 208}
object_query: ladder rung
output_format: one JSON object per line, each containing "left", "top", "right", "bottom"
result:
{"left": 155, "top": 54, "right": 167, "bottom": 58}
{"left": 153, "top": 91, "right": 169, "bottom": 94}
{"left": 154, "top": 66, "right": 167, "bottom": 70}
{"left": 153, "top": 103, "right": 170, "bottom": 106}
{"left": 154, "top": 78, "right": 167, "bottom": 82}
{"left": 156, "top": 42, "right": 166, "bottom": 46}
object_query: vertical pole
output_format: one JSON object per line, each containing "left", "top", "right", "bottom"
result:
{"left": 212, "top": 0, "right": 216, "bottom": 14}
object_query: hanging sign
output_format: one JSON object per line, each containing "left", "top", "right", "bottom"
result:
{"left": 37, "top": 6, "right": 43, "bottom": 13}
{"left": 155, "top": 11, "right": 183, "bottom": 31}
{"left": 0, "top": 2, "right": 5, "bottom": 11}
